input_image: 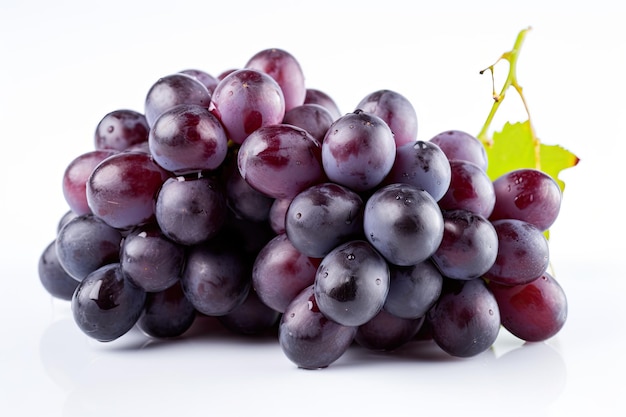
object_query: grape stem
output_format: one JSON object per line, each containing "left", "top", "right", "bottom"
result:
{"left": 477, "top": 27, "right": 540, "bottom": 167}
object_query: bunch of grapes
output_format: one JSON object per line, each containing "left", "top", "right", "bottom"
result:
{"left": 38, "top": 48, "right": 568, "bottom": 369}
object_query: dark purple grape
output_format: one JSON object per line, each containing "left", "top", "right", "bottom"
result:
{"left": 429, "top": 130, "right": 488, "bottom": 171}
{"left": 285, "top": 182, "right": 364, "bottom": 258}
{"left": 385, "top": 140, "right": 451, "bottom": 201}
{"left": 57, "top": 210, "right": 79, "bottom": 233}
{"left": 180, "top": 241, "right": 251, "bottom": 316}
{"left": 314, "top": 240, "right": 390, "bottom": 327}
{"left": 86, "top": 151, "right": 170, "bottom": 230}
{"left": 72, "top": 263, "right": 146, "bottom": 342}
{"left": 431, "top": 209, "right": 499, "bottom": 281}
{"left": 179, "top": 69, "right": 219, "bottom": 94}
{"left": 120, "top": 225, "right": 185, "bottom": 292}
{"left": 427, "top": 278, "right": 500, "bottom": 357}
{"left": 209, "top": 68, "right": 285, "bottom": 144}
{"left": 137, "top": 281, "right": 196, "bottom": 338}
{"left": 218, "top": 212, "right": 276, "bottom": 258}
{"left": 488, "top": 272, "right": 567, "bottom": 342}
{"left": 218, "top": 289, "right": 280, "bottom": 336}
{"left": 148, "top": 103, "right": 229, "bottom": 175}
{"left": 484, "top": 219, "right": 550, "bottom": 286}
{"left": 38, "top": 240, "right": 80, "bottom": 301}
{"left": 217, "top": 68, "right": 237, "bottom": 80}
{"left": 62, "top": 150, "right": 117, "bottom": 216}
{"left": 94, "top": 109, "right": 149, "bottom": 151}
{"left": 144, "top": 73, "right": 211, "bottom": 127}
{"left": 56, "top": 214, "right": 123, "bottom": 281}
{"left": 279, "top": 285, "right": 357, "bottom": 369}
{"left": 268, "top": 197, "right": 291, "bottom": 234}
{"left": 490, "top": 168, "right": 562, "bottom": 231}
{"left": 282, "top": 103, "right": 334, "bottom": 142}
{"left": 355, "top": 309, "right": 424, "bottom": 351}
{"left": 364, "top": 183, "right": 444, "bottom": 266}
{"left": 155, "top": 174, "right": 228, "bottom": 246}
{"left": 438, "top": 159, "right": 495, "bottom": 218}
{"left": 252, "top": 233, "right": 319, "bottom": 313}
{"left": 356, "top": 89, "right": 418, "bottom": 147}
{"left": 304, "top": 88, "right": 342, "bottom": 120}
{"left": 322, "top": 110, "right": 396, "bottom": 192}
{"left": 222, "top": 155, "right": 274, "bottom": 223}
{"left": 237, "top": 123, "right": 326, "bottom": 200}
{"left": 384, "top": 260, "right": 443, "bottom": 319}
{"left": 245, "top": 48, "right": 306, "bottom": 112}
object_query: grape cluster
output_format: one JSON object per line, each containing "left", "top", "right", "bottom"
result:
{"left": 38, "top": 48, "right": 568, "bottom": 369}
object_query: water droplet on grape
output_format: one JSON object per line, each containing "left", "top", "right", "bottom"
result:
{"left": 307, "top": 300, "right": 313, "bottom": 310}
{"left": 107, "top": 125, "right": 114, "bottom": 133}
{"left": 346, "top": 253, "right": 355, "bottom": 260}
{"left": 375, "top": 278, "right": 381, "bottom": 285}
{"left": 295, "top": 212, "right": 302, "bottom": 220}
{"left": 488, "top": 309, "right": 494, "bottom": 316}
{"left": 290, "top": 312, "right": 295, "bottom": 318}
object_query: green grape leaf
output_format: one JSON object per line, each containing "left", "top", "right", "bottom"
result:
{"left": 484, "top": 121, "right": 580, "bottom": 192}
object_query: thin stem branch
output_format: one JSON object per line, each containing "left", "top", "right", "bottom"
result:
{"left": 477, "top": 27, "right": 532, "bottom": 147}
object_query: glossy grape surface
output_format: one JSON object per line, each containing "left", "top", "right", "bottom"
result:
{"left": 279, "top": 285, "right": 357, "bottom": 369}
{"left": 356, "top": 89, "right": 418, "bottom": 147}
{"left": 322, "top": 110, "right": 396, "bottom": 192}
{"left": 72, "top": 263, "right": 146, "bottom": 342}
{"left": 94, "top": 109, "right": 149, "bottom": 151}
{"left": 282, "top": 103, "right": 334, "bottom": 143}
{"left": 384, "top": 260, "right": 443, "bottom": 319}
{"left": 86, "top": 151, "right": 170, "bottom": 230}
{"left": 385, "top": 140, "right": 451, "bottom": 201}
{"left": 285, "top": 182, "right": 364, "bottom": 258}
{"left": 490, "top": 168, "right": 562, "bottom": 231}
{"left": 137, "top": 281, "right": 196, "bottom": 339}
{"left": 209, "top": 69, "right": 285, "bottom": 144}
{"left": 38, "top": 240, "right": 80, "bottom": 301}
{"left": 179, "top": 69, "right": 219, "bottom": 94}
{"left": 304, "top": 88, "right": 342, "bottom": 120}
{"left": 364, "top": 183, "right": 444, "bottom": 266}
{"left": 438, "top": 160, "right": 495, "bottom": 218}
{"left": 62, "top": 150, "right": 117, "bottom": 216}
{"left": 56, "top": 214, "right": 123, "bottom": 281}
{"left": 237, "top": 124, "right": 325, "bottom": 200}
{"left": 484, "top": 219, "right": 550, "bottom": 286}
{"left": 314, "top": 240, "right": 390, "bottom": 327}
{"left": 120, "top": 225, "right": 185, "bottom": 292}
{"left": 428, "top": 278, "right": 500, "bottom": 358}
{"left": 252, "top": 233, "right": 319, "bottom": 313}
{"left": 181, "top": 241, "right": 251, "bottom": 316}
{"left": 489, "top": 272, "right": 567, "bottom": 342}
{"left": 149, "top": 103, "right": 228, "bottom": 174}
{"left": 429, "top": 130, "right": 488, "bottom": 171}
{"left": 144, "top": 73, "right": 211, "bottom": 127}
{"left": 245, "top": 48, "right": 306, "bottom": 112}
{"left": 431, "top": 209, "right": 499, "bottom": 280}
{"left": 155, "top": 174, "right": 228, "bottom": 246}
{"left": 222, "top": 156, "right": 274, "bottom": 223}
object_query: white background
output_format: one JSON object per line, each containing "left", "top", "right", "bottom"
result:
{"left": 1, "top": 0, "right": 624, "bottom": 416}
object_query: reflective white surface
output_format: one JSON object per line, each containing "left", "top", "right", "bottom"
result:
{"left": 2, "top": 1, "right": 625, "bottom": 416}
